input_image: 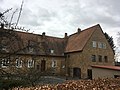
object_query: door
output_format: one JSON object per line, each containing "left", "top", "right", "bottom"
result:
{"left": 87, "top": 69, "right": 92, "bottom": 79}
{"left": 41, "top": 60, "right": 46, "bottom": 72}
{"left": 73, "top": 67, "right": 81, "bottom": 78}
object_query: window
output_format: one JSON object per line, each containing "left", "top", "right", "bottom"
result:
{"left": 1, "top": 58, "right": 9, "bottom": 68}
{"left": 28, "top": 60, "right": 34, "bottom": 68}
{"left": 51, "top": 49, "right": 54, "bottom": 54}
{"left": 104, "top": 56, "right": 108, "bottom": 62}
{"left": 98, "top": 55, "right": 102, "bottom": 62}
{"left": 16, "top": 59, "right": 22, "bottom": 68}
{"left": 102, "top": 43, "right": 106, "bottom": 49}
{"left": 92, "top": 41, "right": 97, "bottom": 48}
{"left": 98, "top": 42, "right": 102, "bottom": 48}
{"left": 52, "top": 60, "right": 57, "bottom": 68}
{"left": 91, "top": 55, "right": 96, "bottom": 62}
{"left": 29, "top": 47, "right": 34, "bottom": 53}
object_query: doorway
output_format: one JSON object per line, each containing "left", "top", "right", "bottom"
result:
{"left": 73, "top": 67, "right": 81, "bottom": 78}
{"left": 87, "top": 69, "right": 92, "bottom": 79}
{"left": 41, "top": 60, "right": 46, "bottom": 72}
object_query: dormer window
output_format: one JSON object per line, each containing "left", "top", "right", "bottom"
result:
{"left": 28, "top": 60, "right": 34, "bottom": 68}
{"left": 51, "top": 49, "right": 54, "bottom": 54}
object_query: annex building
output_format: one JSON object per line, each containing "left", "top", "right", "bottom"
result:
{"left": 0, "top": 24, "right": 115, "bottom": 79}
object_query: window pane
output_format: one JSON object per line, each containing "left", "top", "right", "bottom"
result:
{"left": 104, "top": 56, "right": 108, "bottom": 62}
{"left": 91, "top": 55, "right": 96, "bottom": 62}
{"left": 102, "top": 43, "right": 106, "bottom": 49}
{"left": 16, "top": 59, "right": 22, "bottom": 68}
{"left": 98, "top": 55, "right": 102, "bottom": 62}
{"left": 92, "top": 41, "right": 97, "bottom": 48}
{"left": 98, "top": 42, "right": 102, "bottom": 48}
{"left": 28, "top": 60, "right": 34, "bottom": 68}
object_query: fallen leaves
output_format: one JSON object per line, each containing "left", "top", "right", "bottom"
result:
{"left": 13, "top": 78, "right": 120, "bottom": 90}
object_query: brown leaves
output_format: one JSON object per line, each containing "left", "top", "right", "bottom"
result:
{"left": 13, "top": 78, "right": 120, "bottom": 90}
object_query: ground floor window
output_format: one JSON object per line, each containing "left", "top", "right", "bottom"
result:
{"left": 16, "top": 59, "right": 22, "bottom": 68}
{"left": 28, "top": 60, "right": 34, "bottom": 68}
{"left": 1, "top": 58, "right": 9, "bottom": 68}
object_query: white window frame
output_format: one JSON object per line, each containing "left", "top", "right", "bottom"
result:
{"left": 1, "top": 58, "right": 9, "bottom": 68}
{"left": 52, "top": 60, "right": 57, "bottom": 68}
{"left": 28, "top": 60, "right": 34, "bottom": 68}
{"left": 98, "top": 42, "right": 102, "bottom": 48}
{"left": 102, "top": 43, "right": 106, "bottom": 49}
{"left": 51, "top": 49, "right": 54, "bottom": 54}
{"left": 92, "top": 41, "right": 97, "bottom": 48}
{"left": 16, "top": 59, "right": 22, "bottom": 68}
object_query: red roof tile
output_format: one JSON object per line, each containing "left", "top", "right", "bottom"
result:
{"left": 65, "top": 24, "right": 100, "bottom": 53}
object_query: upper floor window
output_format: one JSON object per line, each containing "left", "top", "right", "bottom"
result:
{"left": 28, "top": 60, "right": 34, "bottom": 68}
{"left": 91, "top": 55, "right": 96, "bottom": 62}
{"left": 92, "top": 41, "right": 97, "bottom": 48}
{"left": 102, "top": 43, "right": 106, "bottom": 49}
{"left": 98, "top": 42, "right": 102, "bottom": 48}
{"left": 16, "top": 59, "right": 22, "bottom": 68}
{"left": 98, "top": 55, "right": 102, "bottom": 62}
{"left": 104, "top": 56, "right": 108, "bottom": 62}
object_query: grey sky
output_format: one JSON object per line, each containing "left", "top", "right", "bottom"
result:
{"left": 0, "top": 0, "right": 120, "bottom": 46}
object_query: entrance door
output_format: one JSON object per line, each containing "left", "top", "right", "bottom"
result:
{"left": 87, "top": 69, "right": 92, "bottom": 79}
{"left": 73, "top": 68, "right": 81, "bottom": 78}
{"left": 41, "top": 60, "right": 46, "bottom": 72}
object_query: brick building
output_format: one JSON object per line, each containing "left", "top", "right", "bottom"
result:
{"left": 0, "top": 24, "right": 114, "bottom": 79}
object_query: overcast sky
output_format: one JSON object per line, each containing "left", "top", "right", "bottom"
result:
{"left": 0, "top": 0, "right": 120, "bottom": 46}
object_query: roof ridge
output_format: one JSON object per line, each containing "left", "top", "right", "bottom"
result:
{"left": 68, "top": 24, "right": 100, "bottom": 37}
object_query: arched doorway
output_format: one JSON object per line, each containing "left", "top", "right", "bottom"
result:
{"left": 41, "top": 60, "right": 46, "bottom": 72}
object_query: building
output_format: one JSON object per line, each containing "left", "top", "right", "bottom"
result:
{"left": 92, "top": 65, "right": 120, "bottom": 79}
{"left": 0, "top": 24, "right": 115, "bottom": 79}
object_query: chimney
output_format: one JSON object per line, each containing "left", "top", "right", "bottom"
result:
{"left": 42, "top": 32, "right": 45, "bottom": 36}
{"left": 64, "top": 33, "right": 68, "bottom": 38}
{"left": 77, "top": 28, "right": 81, "bottom": 33}
{"left": 0, "top": 23, "right": 4, "bottom": 29}
{"left": 42, "top": 32, "right": 46, "bottom": 39}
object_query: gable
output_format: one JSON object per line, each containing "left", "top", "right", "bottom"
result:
{"left": 84, "top": 25, "right": 114, "bottom": 54}
{"left": 65, "top": 24, "right": 100, "bottom": 53}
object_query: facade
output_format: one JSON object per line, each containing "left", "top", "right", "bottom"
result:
{"left": 0, "top": 24, "right": 115, "bottom": 79}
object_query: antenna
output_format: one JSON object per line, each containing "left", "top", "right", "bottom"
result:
{"left": 9, "top": 8, "right": 18, "bottom": 28}
{"left": 16, "top": 0, "right": 24, "bottom": 27}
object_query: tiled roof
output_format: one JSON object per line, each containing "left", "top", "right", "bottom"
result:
{"left": 65, "top": 24, "right": 100, "bottom": 53}
{"left": 0, "top": 24, "right": 101, "bottom": 56}
{"left": 91, "top": 65, "right": 120, "bottom": 71}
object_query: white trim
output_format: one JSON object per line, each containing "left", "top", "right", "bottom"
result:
{"left": 16, "top": 59, "right": 22, "bottom": 68}
{"left": 28, "top": 59, "right": 34, "bottom": 68}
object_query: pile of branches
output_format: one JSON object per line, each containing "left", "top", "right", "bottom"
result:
{"left": 13, "top": 78, "right": 120, "bottom": 90}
